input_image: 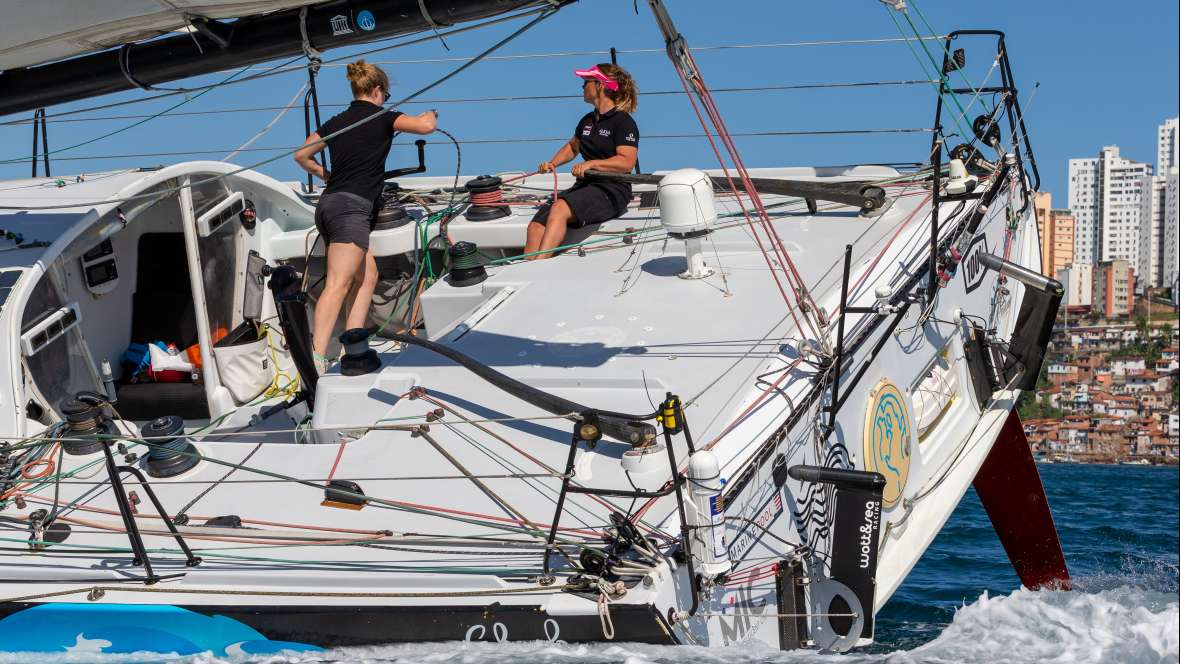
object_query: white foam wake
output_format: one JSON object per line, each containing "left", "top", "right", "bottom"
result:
{"left": 899, "top": 585, "right": 1179, "bottom": 664}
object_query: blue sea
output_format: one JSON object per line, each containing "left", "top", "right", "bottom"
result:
{"left": 3, "top": 463, "right": 1176, "bottom": 664}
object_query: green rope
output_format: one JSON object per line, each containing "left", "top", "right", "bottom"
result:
{"left": 908, "top": 0, "right": 983, "bottom": 96}
{"left": 882, "top": 6, "right": 971, "bottom": 143}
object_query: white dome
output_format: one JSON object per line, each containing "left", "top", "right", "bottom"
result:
{"left": 658, "top": 168, "right": 717, "bottom": 236}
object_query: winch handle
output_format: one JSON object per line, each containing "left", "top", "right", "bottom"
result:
{"left": 382, "top": 139, "right": 428, "bottom": 181}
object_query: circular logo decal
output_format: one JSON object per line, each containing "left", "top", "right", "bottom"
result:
{"left": 357, "top": 10, "right": 376, "bottom": 31}
{"left": 862, "top": 379, "right": 911, "bottom": 508}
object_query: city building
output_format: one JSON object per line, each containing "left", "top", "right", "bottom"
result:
{"left": 1034, "top": 192, "right": 1075, "bottom": 278}
{"left": 1068, "top": 146, "right": 1151, "bottom": 280}
{"left": 1139, "top": 173, "right": 1167, "bottom": 288}
{"left": 1165, "top": 166, "right": 1179, "bottom": 302}
{"left": 1092, "top": 259, "right": 1134, "bottom": 318}
{"left": 1058, "top": 263, "right": 1093, "bottom": 308}
{"left": 1160, "top": 117, "right": 1178, "bottom": 173}
{"left": 1140, "top": 118, "right": 1179, "bottom": 290}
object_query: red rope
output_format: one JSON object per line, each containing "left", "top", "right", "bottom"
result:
{"left": 683, "top": 50, "right": 822, "bottom": 326}
{"left": 470, "top": 189, "right": 505, "bottom": 206}
{"left": 671, "top": 68, "right": 806, "bottom": 335}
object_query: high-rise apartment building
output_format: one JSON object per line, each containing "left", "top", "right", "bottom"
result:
{"left": 1068, "top": 146, "right": 1151, "bottom": 275}
{"left": 1164, "top": 166, "right": 1179, "bottom": 303}
{"left": 1034, "top": 192, "right": 1075, "bottom": 278}
{"left": 1058, "top": 263, "right": 1093, "bottom": 308}
{"left": 1092, "top": 259, "right": 1135, "bottom": 318}
{"left": 1068, "top": 157, "right": 1099, "bottom": 265}
{"left": 1140, "top": 118, "right": 1179, "bottom": 290}
{"left": 1139, "top": 173, "right": 1167, "bottom": 288}
{"left": 1160, "top": 117, "right": 1178, "bottom": 173}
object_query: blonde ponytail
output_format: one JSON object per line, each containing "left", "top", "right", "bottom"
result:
{"left": 597, "top": 63, "right": 638, "bottom": 113}
{"left": 345, "top": 59, "right": 390, "bottom": 98}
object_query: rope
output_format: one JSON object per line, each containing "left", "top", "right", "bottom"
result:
{"left": 174, "top": 441, "right": 263, "bottom": 517}
{"left": 302, "top": 35, "right": 947, "bottom": 67}
{"left": 0, "top": 6, "right": 554, "bottom": 129}
{"left": 223, "top": 82, "right": 308, "bottom": 161}
{"left": 115, "top": 435, "right": 598, "bottom": 541}
{"left": 417, "top": 0, "right": 451, "bottom": 50}
{"left": 0, "top": 6, "right": 561, "bottom": 211}
{"left": 298, "top": 6, "right": 324, "bottom": 60}
{"left": 0, "top": 65, "right": 253, "bottom": 165}
{"left": 11, "top": 81, "right": 936, "bottom": 125}
{"left": 22, "top": 128, "right": 933, "bottom": 164}
{"left": 669, "top": 51, "right": 818, "bottom": 340}
{"left": 597, "top": 578, "right": 626, "bottom": 639}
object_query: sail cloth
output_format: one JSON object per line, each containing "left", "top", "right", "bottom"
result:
{"left": 0, "top": 0, "right": 546, "bottom": 116}
{"left": 0, "top": 1, "right": 315, "bottom": 71}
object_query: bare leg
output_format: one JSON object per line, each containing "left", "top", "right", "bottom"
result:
{"left": 313, "top": 242, "right": 366, "bottom": 357}
{"left": 344, "top": 249, "right": 379, "bottom": 330}
{"left": 524, "top": 220, "right": 546, "bottom": 257}
{"left": 534, "top": 199, "right": 573, "bottom": 260}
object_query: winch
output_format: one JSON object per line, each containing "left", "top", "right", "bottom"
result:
{"left": 463, "top": 176, "right": 511, "bottom": 222}
{"left": 142, "top": 415, "right": 198, "bottom": 478}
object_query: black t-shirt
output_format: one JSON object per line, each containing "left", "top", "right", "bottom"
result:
{"left": 573, "top": 107, "right": 639, "bottom": 204}
{"left": 317, "top": 100, "right": 403, "bottom": 204}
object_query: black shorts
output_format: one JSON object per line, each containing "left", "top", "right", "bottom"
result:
{"left": 315, "top": 191, "right": 375, "bottom": 249}
{"left": 532, "top": 183, "right": 627, "bottom": 229}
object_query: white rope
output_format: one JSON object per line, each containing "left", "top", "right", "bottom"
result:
{"left": 223, "top": 82, "right": 308, "bottom": 162}
{"left": 596, "top": 578, "right": 626, "bottom": 640}
{"left": 298, "top": 6, "right": 324, "bottom": 60}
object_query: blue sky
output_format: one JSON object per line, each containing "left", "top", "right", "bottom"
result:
{"left": 0, "top": 0, "right": 1176, "bottom": 203}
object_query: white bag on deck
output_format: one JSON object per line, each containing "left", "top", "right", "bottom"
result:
{"left": 212, "top": 323, "right": 271, "bottom": 404}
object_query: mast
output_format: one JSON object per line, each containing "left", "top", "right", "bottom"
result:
{"left": 0, "top": 0, "right": 558, "bottom": 117}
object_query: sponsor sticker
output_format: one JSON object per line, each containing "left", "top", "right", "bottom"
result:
{"left": 357, "top": 10, "right": 376, "bottom": 31}
{"left": 962, "top": 233, "right": 990, "bottom": 294}
{"left": 330, "top": 15, "right": 353, "bottom": 36}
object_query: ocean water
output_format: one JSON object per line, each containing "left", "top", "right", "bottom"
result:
{"left": 3, "top": 464, "right": 1176, "bottom": 664}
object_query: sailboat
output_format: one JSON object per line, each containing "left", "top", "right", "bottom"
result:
{"left": 0, "top": 0, "right": 1071, "bottom": 655}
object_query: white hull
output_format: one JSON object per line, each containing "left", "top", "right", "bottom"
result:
{"left": 0, "top": 152, "right": 1043, "bottom": 654}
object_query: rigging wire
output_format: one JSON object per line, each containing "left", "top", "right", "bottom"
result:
{"left": 294, "top": 35, "right": 948, "bottom": 67}
{"left": 0, "top": 64, "right": 256, "bottom": 165}
{"left": 7, "top": 80, "right": 937, "bottom": 126}
{"left": 881, "top": 7, "right": 971, "bottom": 143}
{"left": 23, "top": 128, "right": 934, "bottom": 163}
{"left": 0, "top": 5, "right": 555, "bottom": 128}
{"left": 223, "top": 82, "right": 309, "bottom": 162}
{"left": 0, "top": 6, "right": 563, "bottom": 211}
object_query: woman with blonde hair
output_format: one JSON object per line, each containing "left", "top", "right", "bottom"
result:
{"left": 294, "top": 59, "right": 437, "bottom": 372}
{"left": 525, "top": 63, "right": 639, "bottom": 259}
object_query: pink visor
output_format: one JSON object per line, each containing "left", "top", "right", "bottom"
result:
{"left": 574, "top": 65, "right": 618, "bottom": 91}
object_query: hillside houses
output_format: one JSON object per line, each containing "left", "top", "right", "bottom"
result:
{"left": 1028, "top": 320, "right": 1178, "bottom": 462}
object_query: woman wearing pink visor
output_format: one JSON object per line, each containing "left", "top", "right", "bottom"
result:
{"left": 525, "top": 63, "right": 639, "bottom": 259}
